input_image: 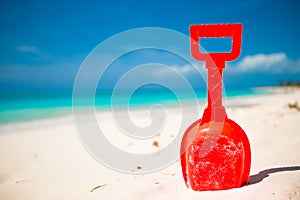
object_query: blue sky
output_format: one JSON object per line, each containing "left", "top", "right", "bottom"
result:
{"left": 0, "top": 0, "right": 299, "bottom": 91}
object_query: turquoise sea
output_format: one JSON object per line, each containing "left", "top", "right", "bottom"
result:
{"left": 0, "top": 88, "right": 269, "bottom": 124}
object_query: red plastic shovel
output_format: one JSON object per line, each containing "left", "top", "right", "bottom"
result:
{"left": 180, "top": 24, "right": 251, "bottom": 191}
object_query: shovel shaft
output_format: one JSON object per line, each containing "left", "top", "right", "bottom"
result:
{"left": 207, "top": 67, "right": 223, "bottom": 108}
{"left": 203, "top": 66, "right": 227, "bottom": 122}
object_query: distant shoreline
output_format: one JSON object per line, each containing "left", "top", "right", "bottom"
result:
{"left": 0, "top": 86, "right": 295, "bottom": 125}
{"left": 251, "top": 86, "right": 300, "bottom": 94}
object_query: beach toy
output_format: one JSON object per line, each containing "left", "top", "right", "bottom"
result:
{"left": 180, "top": 24, "right": 251, "bottom": 191}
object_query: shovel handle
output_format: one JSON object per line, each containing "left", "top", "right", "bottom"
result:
{"left": 190, "top": 24, "right": 242, "bottom": 68}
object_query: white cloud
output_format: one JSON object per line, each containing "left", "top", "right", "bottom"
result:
{"left": 16, "top": 45, "right": 53, "bottom": 61}
{"left": 230, "top": 53, "right": 300, "bottom": 73}
{"left": 16, "top": 45, "right": 39, "bottom": 53}
{"left": 106, "top": 62, "right": 207, "bottom": 89}
{"left": 152, "top": 62, "right": 206, "bottom": 77}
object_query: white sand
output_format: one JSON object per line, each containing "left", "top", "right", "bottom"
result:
{"left": 0, "top": 88, "right": 300, "bottom": 200}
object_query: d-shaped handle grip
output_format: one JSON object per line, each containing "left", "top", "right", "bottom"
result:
{"left": 190, "top": 24, "right": 242, "bottom": 69}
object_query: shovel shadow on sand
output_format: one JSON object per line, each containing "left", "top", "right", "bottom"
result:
{"left": 248, "top": 166, "right": 300, "bottom": 185}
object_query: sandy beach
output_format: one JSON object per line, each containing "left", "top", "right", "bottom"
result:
{"left": 0, "top": 88, "right": 300, "bottom": 200}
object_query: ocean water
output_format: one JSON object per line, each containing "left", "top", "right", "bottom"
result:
{"left": 0, "top": 88, "right": 269, "bottom": 124}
